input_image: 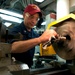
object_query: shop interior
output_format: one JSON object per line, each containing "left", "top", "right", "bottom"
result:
{"left": 0, "top": 0, "right": 75, "bottom": 75}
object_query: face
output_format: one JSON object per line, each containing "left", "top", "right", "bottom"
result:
{"left": 23, "top": 12, "right": 40, "bottom": 31}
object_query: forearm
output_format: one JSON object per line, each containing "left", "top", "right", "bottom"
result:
{"left": 11, "top": 38, "right": 41, "bottom": 53}
{"left": 11, "top": 29, "right": 57, "bottom": 53}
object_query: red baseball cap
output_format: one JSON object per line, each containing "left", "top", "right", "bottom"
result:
{"left": 24, "top": 4, "right": 42, "bottom": 18}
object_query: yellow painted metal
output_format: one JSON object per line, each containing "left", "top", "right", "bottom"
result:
{"left": 40, "top": 13, "right": 75, "bottom": 56}
{"left": 47, "top": 13, "right": 75, "bottom": 29}
{"left": 40, "top": 44, "right": 56, "bottom": 56}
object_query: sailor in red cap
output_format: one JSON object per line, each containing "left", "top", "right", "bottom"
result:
{"left": 9, "top": 4, "right": 57, "bottom": 68}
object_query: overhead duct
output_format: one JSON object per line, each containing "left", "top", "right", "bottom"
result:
{"left": 10, "top": 0, "right": 19, "bottom": 8}
{"left": 39, "top": 0, "right": 55, "bottom": 8}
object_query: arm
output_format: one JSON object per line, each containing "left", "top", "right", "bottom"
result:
{"left": 11, "top": 29, "right": 57, "bottom": 53}
{"left": 11, "top": 38, "right": 40, "bottom": 53}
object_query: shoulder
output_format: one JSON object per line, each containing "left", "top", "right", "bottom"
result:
{"left": 9, "top": 22, "right": 24, "bottom": 34}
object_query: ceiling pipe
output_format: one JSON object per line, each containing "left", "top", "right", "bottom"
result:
{"left": 10, "top": 0, "right": 19, "bottom": 8}
{"left": 39, "top": 0, "right": 55, "bottom": 8}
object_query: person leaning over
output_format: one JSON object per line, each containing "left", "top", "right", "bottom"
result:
{"left": 8, "top": 4, "right": 57, "bottom": 68}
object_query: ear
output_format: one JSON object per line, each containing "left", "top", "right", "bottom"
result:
{"left": 25, "top": 13, "right": 29, "bottom": 17}
{"left": 23, "top": 13, "right": 30, "bottom": 19}
{"left": 25, "top": 13, "right": 30, "bottom": 17}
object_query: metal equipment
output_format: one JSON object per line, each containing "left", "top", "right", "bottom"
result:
{"left": 0, "top": 43, "right": 30, "bottom": 75}
{"left": 0, "top": 17, "right": 30, "bottom": 75}
{"left": 42, "top": 36, "right": 66, "bottom": 49}
{"left": 1, "top": 14, "right": 75, "bottom": 75}
{"left": 39, "top": 14, "right": 75, "bottom": 74}
{"left": 40, "top": 13, "right": 75, "bottom": 60}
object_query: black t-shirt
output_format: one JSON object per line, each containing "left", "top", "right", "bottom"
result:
{"left": 9, "top": 22, "right": 39, "bottom": 68}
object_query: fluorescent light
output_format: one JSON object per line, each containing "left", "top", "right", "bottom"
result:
{"left": 0, "top": 9, "right": 23, "bottom": 18}
{"left": 35, "top": 0, "right": 44, "bottom": 2}
{"left": 4, "top": 22, "right": 12, "bottom": 27}
{"left": 0, "top": 14, "right": 23, "bottom": 23}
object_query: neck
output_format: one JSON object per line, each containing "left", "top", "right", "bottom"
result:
{"left": 26, "top": 27, "right": 31, "bottom": 31}
{"left": 24, "top": 22, "right": 31, "bottom": 31}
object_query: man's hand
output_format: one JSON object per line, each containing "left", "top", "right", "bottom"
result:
{"left": 38, "top": 29, "right": 57, "bottom": 43}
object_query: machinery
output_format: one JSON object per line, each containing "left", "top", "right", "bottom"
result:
{"left": 1, "top": 14, "right": 75, "bottom": 75}
{"left": 41, "top": 13, "right": 75, "bottom": 60}
{"left": 38, "top": 13, "right": 75, "bottom": 74}
{"left": 0, "top": 17, "right": 30, "bottom": 75}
